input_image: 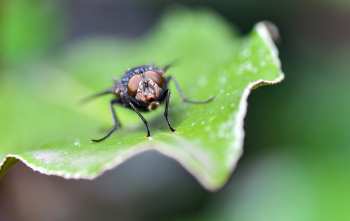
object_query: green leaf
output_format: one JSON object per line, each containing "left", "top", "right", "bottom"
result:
{"left": 0, "top": 10, "right": 283, "bottom": 190}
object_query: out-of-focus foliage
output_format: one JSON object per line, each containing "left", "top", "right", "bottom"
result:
{"left": 0, "top": 10, "right": 283, "bottom": 190}
{"left": 1, "top": 0, "right": 62, "bottom": 64}
{"left": 175, "top": 153, "right": 350, "bottom": 221}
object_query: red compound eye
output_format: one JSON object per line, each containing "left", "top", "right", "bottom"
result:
{"left": 127, "top": 74, "right": 142, "bottom": 96}
{"left": 144, "top": 71, "right": 164, "bottom": 87}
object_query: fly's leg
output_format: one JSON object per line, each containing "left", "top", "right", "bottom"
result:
{"left": 92, "top": 99, "right": 121, "bottom": 142}
{"left": 164, "top": 90, "right": 175, "bottom": 132}
{"left": 166, "top": 76, "right": 215, "bottom": 104}
{"left": 129, "top": 102, "right": 151, "bottom": 137}
{"left": 80, "top": 88, "right": 113, "bottom": 104}
{"left": 162, "top": 60, "right": 178, "bottom": 72}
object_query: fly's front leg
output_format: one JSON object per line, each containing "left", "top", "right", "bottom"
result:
{"left": 166, "top": 76, "right": 215, "bottom": 104}
{"left": 92, "top": 99, "right": 121, "bottom": 142}
{"left": 129, "top": 102, "right": 151, "bottom": 137}
{"left": 164, "top": 90, "right": 175, "bottom": 132}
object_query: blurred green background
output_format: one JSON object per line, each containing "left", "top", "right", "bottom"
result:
{"left": 0, "top": 0, "right": 349, "bottom": 221}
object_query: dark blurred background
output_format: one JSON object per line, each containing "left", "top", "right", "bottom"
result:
{"left": 1, "top": 0, "right": 350, "bottom": 220}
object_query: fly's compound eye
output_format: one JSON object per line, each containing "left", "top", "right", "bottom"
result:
{"left": 128, "top": 74, "right": 142, "bottom": 96}
{"left": 144, "top": 71, "right": 164, "bottom": 87}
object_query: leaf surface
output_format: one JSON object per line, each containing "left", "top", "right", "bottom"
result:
{"left": 0, "top": 10, "right": 283, "bottom": 190}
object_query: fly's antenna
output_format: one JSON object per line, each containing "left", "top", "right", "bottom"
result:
{"left": 80, "top": 88, "right": 113, "bottom": 104}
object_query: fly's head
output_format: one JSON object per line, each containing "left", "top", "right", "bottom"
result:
{"left": 127, "top": 71, "right": 165, "bottom": 110}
